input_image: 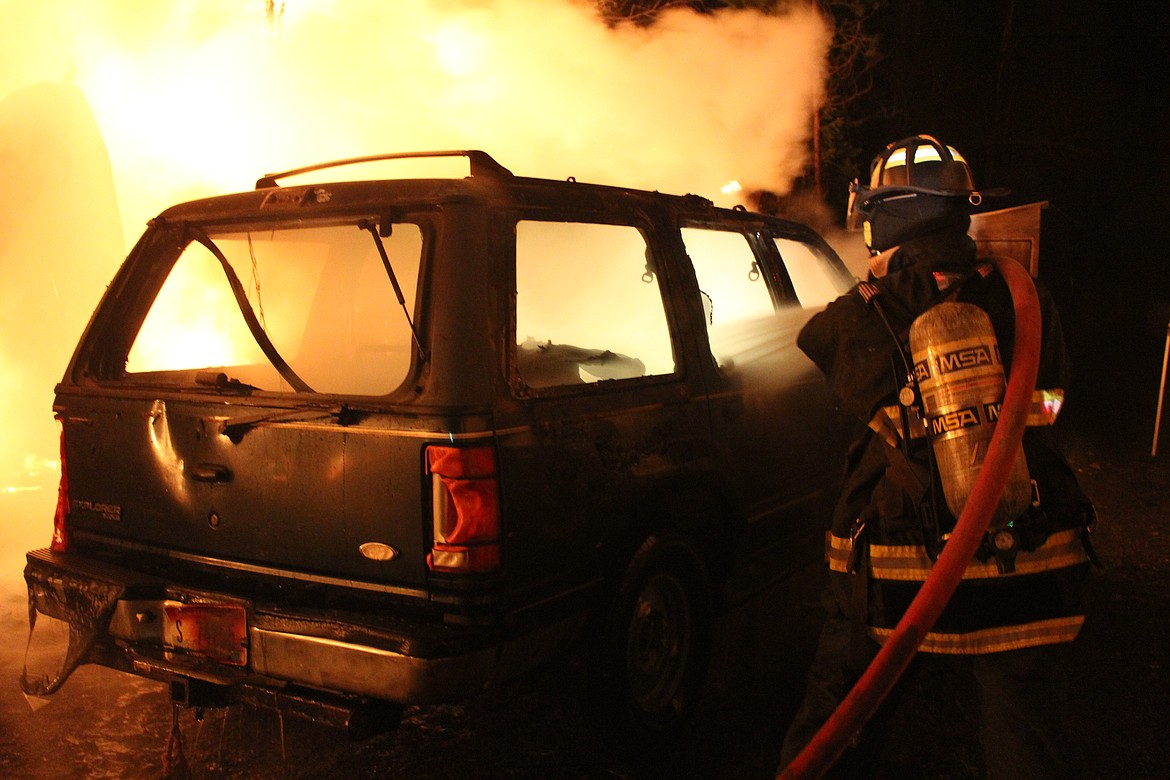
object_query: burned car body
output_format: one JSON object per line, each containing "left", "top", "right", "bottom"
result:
{"left": 23, "top": 151, "right": 854, "bottom": 745}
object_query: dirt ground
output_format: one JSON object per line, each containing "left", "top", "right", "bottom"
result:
{"left": 1, "top": 342, "right": 1167, "bottom": 779}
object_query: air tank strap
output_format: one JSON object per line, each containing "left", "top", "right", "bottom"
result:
{"left": 856, "top": 269, "right": 984, "bottom": 464}
{"left": 868, "top": 389, "right": 1066, "bottom": 447}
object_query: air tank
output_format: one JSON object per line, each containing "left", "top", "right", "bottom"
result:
{"left": 910, "top": 301, "right": 1031, "bottom": 530}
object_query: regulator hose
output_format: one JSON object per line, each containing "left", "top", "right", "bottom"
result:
{"left": 777, "top": 255, "right": 1042, "bottom": 779}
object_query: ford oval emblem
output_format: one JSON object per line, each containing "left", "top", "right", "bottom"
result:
{"left": 359, "top": 542, "right": 399, "bottom": 562}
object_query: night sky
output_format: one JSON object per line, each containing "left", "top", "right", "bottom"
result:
{"left": 842, "top": 1, "right": 1169, "bottom": 425}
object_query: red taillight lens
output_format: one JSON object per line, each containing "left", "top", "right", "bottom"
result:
{"left": 425, "top": 444, "right": 500, "bottom": 573}
{"left": 50, "top": 417, "right": 69, "bottom": 552}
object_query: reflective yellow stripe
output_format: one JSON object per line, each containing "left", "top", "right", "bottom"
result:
{"left": 828, "top": 528, "right": 1088, "bottom": 580}
{"left": 870, "top": 615, "right": 1084, "bottom": 655}
{"left": 827, "top": 531, "right": 853, "bottom": 570}
{"left": 869, "top": 388, "right": 1064, "bottom": 444}
{"left": 1027, "top": 389, "right": 1063, "bottom": 426}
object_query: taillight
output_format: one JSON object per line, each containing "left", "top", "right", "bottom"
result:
{"left": 50, "top": 416, "right": 69, "bottom": 552}
{"left": 425, "top": 444, "right": 500, "bottom": 574}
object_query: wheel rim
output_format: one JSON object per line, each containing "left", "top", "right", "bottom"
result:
{"left": 625, "top": 570, "right": 693, "bottom": 714}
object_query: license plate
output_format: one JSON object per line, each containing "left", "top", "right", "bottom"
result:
{"left": 162, "top": 603, "right": 247, "bottom": 666}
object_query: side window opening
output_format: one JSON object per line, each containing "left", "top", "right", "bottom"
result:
{"left": 514, "top": 220, "right": 675, "bottom": 390}
{"left": 774, "top": 236, "right": 852, "bottom": 309}
{"left": 683, "top": 226, "right": 849, "bottom": 374}
{"left": 125, "top": 222, "right": 424, "bottom": 396}
{"left": 681, "top": 227, "right": 776, "bottom": 369}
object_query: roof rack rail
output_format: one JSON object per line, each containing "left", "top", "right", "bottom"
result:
{"left": 255, "top": 150, "right": 513, "bottom": 189}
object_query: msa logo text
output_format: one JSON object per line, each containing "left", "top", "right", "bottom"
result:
{"left": 928, "top": 402, "right": 1003, "bottom": 436}
{"left": 915, "top": 344, "right": 999, "bottom": 382}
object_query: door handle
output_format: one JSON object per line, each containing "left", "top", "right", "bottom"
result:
{"left": 187, "top": 463, "right": 233, "bottom": 483}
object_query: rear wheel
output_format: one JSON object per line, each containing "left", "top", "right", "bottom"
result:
{"left": 591, "top": 533, "right": 713, "bottom": 757}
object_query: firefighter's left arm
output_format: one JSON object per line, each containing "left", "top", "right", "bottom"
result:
{"left": 797, "top": 286, "right": 902, "bottom": 424}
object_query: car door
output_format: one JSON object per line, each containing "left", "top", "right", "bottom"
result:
{"left": 681, "top": 221, "right": 854, "bottom": 569}
{"left": 493, "top": 212, "right": 715, "bottom": 590}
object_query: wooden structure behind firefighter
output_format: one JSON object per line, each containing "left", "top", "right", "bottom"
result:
{"left": 777, "top": 136, "right": 1098, "bottom": 779}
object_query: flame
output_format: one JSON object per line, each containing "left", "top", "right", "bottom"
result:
{"left": 126, "top": 246, "right": 267, "bottom": 373}
{"left": 429, "top": 20, "right": 490, "bottom": 78}
{"left": 4, "top": 1, "right": 830, "bottom": 246}
{"left": 0, "top": 455, "right": 59, "bottom": 495}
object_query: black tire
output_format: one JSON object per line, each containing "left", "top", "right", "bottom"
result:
{"left": 590, "top": 533, "right": 714, "bottom": 759}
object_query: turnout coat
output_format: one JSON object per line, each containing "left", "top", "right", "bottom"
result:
{"left": 797, "top": 231, "right": 1094, "bottom": 654}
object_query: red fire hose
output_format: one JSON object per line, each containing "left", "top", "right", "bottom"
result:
{"left": 777, "top": 255, "right": 1042, "bottom": 779}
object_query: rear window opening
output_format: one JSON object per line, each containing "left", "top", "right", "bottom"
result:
{"left": 125, "top": 221, "right": 425, "bottom": 396}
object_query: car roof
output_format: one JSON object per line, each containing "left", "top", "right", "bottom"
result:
{"left": 150, "top": 149, "right": 824, "bottom": 243}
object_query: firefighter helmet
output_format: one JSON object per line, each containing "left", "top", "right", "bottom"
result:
{"left": 848, "top": 135, "right": 983, "bottom": 252}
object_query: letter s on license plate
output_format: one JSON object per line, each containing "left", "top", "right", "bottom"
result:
{"left": 162, "top": 603, "right": 247, "bottom": 666}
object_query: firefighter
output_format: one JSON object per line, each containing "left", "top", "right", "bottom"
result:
{"left": 777, "top": 135, "right": 1096, "bottom": 778}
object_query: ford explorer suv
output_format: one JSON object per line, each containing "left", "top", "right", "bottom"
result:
{"left": 21, "top": 150, "right": 854, "bottom": 751}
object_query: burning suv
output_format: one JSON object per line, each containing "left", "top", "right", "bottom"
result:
{"left": 22, "top": 151, "right": 854, "bottom": 748}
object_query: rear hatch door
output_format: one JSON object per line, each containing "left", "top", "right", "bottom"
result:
{"left": 60, "top": 393, "right": 432, "bottom": 589}
{"left": 59, "top": 213, "right": 438, "bottom": 591}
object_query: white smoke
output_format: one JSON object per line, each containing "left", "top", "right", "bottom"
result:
{"left": 3, "top": 0, "right": 829, "bottom": 245}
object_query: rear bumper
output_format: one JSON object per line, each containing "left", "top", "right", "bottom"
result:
{"left": 247, "top": 625, "right": 499, "bottom": 702}
{"left": 22, "top": 548, "right": 584, "bottom": 705}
